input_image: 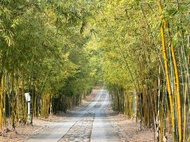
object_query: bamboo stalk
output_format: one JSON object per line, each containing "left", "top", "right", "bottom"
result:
{"left": 16, "top": 76, "right": 19, "bottom": 122}
{"left": 164, "top": 4, "right": 183, "bottom": 142}
{"left": 170, "top": 43, "right": 182, "bottom": 141}
{"left": 2, "top": 74, "right": 6, "bottom": 127}
{"left": 22, "top": 74, "right": 26, "bottom": 122}
{"left": 183, "top": 75, "right": 188, "bottom": 142}
{"left": 158, "top": 0, "right": 177, "bottom": 141}
{"left": 160, "top": 89, "right": 164, "bottom": 142}
{"left": 186, "top": 35, "right": 190, "bottom": 141}
{"left": 0, "top": 75, "right": 3, "bottom": 131}
{"left": 176, "top": 1, "right": 189, "bottom": 141}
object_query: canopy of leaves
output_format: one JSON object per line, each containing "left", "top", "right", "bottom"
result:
{"left": 0, "top": 0, "right": 101, "bottom": 98}
{"left": 0, "top": 0, "right": 189, "bottom": 98}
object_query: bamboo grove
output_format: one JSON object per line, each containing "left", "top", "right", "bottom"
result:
{"left": 0, "top": 0, "right": 100, "bottom": 132}
{"left": 90, "top": 0, "right": 189, "bottom": 142}
{"left": 0, "top": 0, "right": 190, "bottom": 142}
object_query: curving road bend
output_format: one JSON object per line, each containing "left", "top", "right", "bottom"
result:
{"left": 27, "top": 88, "right": 124, "bottom": 142}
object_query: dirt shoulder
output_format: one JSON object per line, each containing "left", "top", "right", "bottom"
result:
{"left": 106, "top": 103, "right": 173, "bottom": 142}
{"left": 106, "top": 106, "right": 155, "bottom": 142}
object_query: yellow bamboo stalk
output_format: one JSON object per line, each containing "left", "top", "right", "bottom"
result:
{"left": 158, "top": 0, "right": 177, "bottom": 141}
{"left": 170, "top": 43, "right": 182, "bottom": 141}
{"left": 160, "top": 2, "right": 182, "bottom": 140}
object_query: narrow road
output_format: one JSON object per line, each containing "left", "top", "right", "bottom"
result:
{"left": 27, "top": 88, "right": 124, "bottom": 142}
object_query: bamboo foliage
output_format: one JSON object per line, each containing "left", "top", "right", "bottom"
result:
{"left": 89, "top": 0, "right": 190, "bottom": 141}
{"left": 0, "top": 0, "right": 100, "bottom": 131}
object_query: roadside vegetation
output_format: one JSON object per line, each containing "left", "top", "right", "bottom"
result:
{"left": 0, "top": 0, "right": 190, "bottom": 141}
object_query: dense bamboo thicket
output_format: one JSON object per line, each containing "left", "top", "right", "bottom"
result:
{"left": 93, "top": 1, "right": 190, "bottom": 142}
{"left": 0, "top": 0, "right": 190, "bottom": 141}
{"left": 0, "top": 0, "right": 100, "bottom": 131}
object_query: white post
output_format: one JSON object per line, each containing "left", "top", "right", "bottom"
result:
{"left": 25, "top": 92, "right": 31, "bottom": 123}
{"left": 28, "top": 101, "right": 30, "bottom": 115}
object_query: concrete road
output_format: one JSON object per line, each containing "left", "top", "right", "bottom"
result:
{"left": 26, "top": 88, "right": 122, "bottom": 142}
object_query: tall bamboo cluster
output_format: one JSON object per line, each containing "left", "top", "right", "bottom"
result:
{"left": 0, "top": 0, "right": 100, "bottom": 132}
{"left": 157, "top": 0, "right": 189, "bottom": 141}
{"left": 94, "top": 0, "right": 190, "bottom": 141}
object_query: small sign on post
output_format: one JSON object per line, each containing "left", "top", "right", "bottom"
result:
{"left": 25, "top": 92, "right": 31, "bottom": 102}
{"left": 25, "top": 92, "right": 31, "bottom": 123}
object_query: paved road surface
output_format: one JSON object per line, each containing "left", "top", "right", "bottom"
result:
{"left": 27, "top": 88, "right": 126, "bottom": 142}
